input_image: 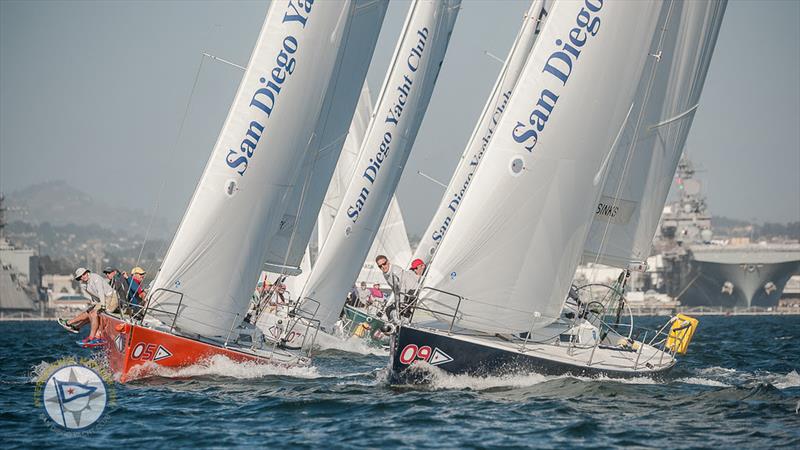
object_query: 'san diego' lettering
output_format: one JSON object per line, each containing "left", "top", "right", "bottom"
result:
{"left": 225, "top": 0, "right": 314, "bottom": 176}
{"left": 512, "top": 0, "right": 603, "bottom": 151}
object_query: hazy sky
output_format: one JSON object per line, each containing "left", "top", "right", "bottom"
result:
{"left": 1, "top": 0, "right": 798, "bottom": 237}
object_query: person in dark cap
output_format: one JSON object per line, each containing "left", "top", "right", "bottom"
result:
{"left": 103, "top": 267, "right": 129, "bottom": 314}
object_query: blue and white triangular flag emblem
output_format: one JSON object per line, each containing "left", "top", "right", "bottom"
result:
{"left": 55, "top": 380, "right": 96, "bottom": 404}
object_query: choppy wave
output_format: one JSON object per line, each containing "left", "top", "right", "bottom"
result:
{"left": 124, "top": 354, "right": 321, "bottom": 381}
{"left": 312, "top": 330, "right": 388, "bottom": 356}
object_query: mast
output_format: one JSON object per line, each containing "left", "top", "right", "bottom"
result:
{"left": 421, "top": 0, "right": 666, "bottom": 334}
{"left": 301, "top": 0, "right": 462, "bottom": 331}
{"left": 581, "top": 0, "right": 728, "bottom": 270}
{"left": 148, "top": 1, "right": 387, "bottom": 337}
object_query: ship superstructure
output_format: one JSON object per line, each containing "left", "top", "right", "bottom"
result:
{"left": 658, "top": 158, "right": 800, "bottom": 307}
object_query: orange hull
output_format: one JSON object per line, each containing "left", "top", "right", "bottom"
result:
{"left": 100, "top": 313, "right": 269, "bottom": 382}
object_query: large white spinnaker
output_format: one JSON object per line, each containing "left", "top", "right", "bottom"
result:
{"left": 413, "top": 0, "right": 553, "bottom": 264}
{"left": 357, "top": 197, "right": 412, "bottom": 288}
{"left": 421, "top": 0, "right": 665, "bottom": 334}
{"left": 148, "top": 1, "right": 386, "bottom": 337}
{"left": 302, "top": 0, "right": 462, "bottom": 331}
{"left": 581, "top": 0, "right": 727, "bottom": 270}
{"left": 262, "top": 1, "right": 389, "bottom": 274}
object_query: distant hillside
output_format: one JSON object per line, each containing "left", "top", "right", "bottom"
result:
{"left": 712, "top": 216, "right": 799, "bottom": 240}
{"left": 5, "top": 181, "right": 169, "bottom": 238}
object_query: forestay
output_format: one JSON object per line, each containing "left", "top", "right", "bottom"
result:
{"left": 262, "top": 0, "right": 389, "bottom": 273}
{"left": 413, "top": 0, "right": 554, "bottom": 264}
{"left": 302, "top": 0, "right": 462, "bottom": 331}
{"left": 421, "top": 0, "right": 665, "bottom": 334}
{"left": 148, "top": 1, "right": 385, "bottom": 337}
{"left": 581, "top": 0, "right": 728, "bottom": 270}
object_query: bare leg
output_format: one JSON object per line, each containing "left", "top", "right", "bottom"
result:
{"left": 88, "top": 310, "right": 99, "bottom": 339}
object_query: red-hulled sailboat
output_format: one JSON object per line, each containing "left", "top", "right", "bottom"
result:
{"left": 96, "top": 0, "right": 389, "bottom": 382}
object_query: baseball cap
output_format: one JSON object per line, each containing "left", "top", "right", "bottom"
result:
{"left": 410, "top": 259, "right": 424, "bottom": 270}
{"left": 131, "top": 267, "right": 147, "bottom": 275}
{"left": 102, "top": 267, "right": 116, "bottom": 274}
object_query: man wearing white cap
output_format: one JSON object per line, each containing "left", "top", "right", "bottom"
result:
{"left": 57, "top": 268, "right": 116, "bottom": 345}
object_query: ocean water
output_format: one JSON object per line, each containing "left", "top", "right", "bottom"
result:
{"left": 1, "top": 315, "right": 798, "bottom": 448}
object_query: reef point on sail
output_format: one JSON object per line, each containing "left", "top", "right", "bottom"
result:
{"left": 345, "top": 27, "right": 430, "bottom": 223}
{"left": 512, "top": 0, "right": 603, "bottom": 152}
{"left": 225, "top": 0, "right": 314, "bottom": 176}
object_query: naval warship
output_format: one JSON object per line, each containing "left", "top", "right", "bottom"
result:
{"left": 657, "top": 158, "right": 800, "bottom": 308}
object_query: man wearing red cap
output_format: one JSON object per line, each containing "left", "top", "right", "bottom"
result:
{"left": 410, "top": 258, "right": 426, "bottom": 277}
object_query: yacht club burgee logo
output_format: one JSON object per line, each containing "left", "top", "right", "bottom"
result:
{"left": 34, "top": 357, "right": 115, "bottom": 431}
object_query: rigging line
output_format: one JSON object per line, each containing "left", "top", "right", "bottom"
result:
{"left": 135, "top": 52, "right": 208, "bottom": 269}
{"left": 591, "top": 0, "right": 676, "bottom": 275}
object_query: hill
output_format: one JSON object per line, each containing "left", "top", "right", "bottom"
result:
{"left": 4, "top": 181, "right": 169, "bottom": 238}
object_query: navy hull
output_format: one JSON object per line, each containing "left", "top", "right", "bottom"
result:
{"left": 389, "top": 325, "right": 672, "bottom": 384}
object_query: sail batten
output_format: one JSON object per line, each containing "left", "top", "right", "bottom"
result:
{"left": 148, "top": 1, "right": 387, "bottom": 337}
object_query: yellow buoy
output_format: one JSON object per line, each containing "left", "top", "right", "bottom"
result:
{"left": 667, "top": 314, "right": 698, "bottom": 355}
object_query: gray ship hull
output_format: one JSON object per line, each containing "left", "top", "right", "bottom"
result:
{"left": 679, "top": 246, "right": 800, "bottom": 308}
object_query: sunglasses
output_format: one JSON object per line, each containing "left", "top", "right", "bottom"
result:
{"left": 377, "top": 261, "right": 388, "bottom": 268}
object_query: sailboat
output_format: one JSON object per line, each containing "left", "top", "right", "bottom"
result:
{"left": 98, "top": 0, "right": 389, "bottom": 382}
{"left": 388, "top": 0, "right": 727, "bottom": 383}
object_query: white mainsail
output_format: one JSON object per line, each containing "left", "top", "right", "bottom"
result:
{"left": 302, "top": 0, "right": 462, "bottom": 331}
{"left": 148, "top": 1, "right": 386, "bottom": 337}
{"left": 413, "top": 0, "right": 553, "bottom": 264}
{"left": 262, "top": 1, "right": 389, "bottom": 273}
{"left": 421, "top": 0, "right": 665, "bottom": 334}
{"left": 581, "top": 0, "right": 728, "bottom": 270}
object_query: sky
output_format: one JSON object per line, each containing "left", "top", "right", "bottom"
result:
{"left": 1, "top": 0, "right": 798, "bottom": 238}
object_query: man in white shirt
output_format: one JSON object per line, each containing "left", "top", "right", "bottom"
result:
{"left": 376, "top": 255, "right": 420, "bottom": 319}
{"left": 57, "top": 268, "right": 116, "bottom": 345}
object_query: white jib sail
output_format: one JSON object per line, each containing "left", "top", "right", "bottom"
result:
{"left": 421, "top": 0, "right": 665, "bottom": 334}
{"left": 413, "top": 0, "right": 554, "bottom": 264}
{"left": 302, "top": 0, "right": 462, "bottom": 331}
{"left": 148, "top": 1, "right": 385, "bottom": 337}
{"left": 581, "top": 0, "right": 728, "bottom": 270}
{"left": 262, "top": 0, "right": 389, "bottom": 273}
